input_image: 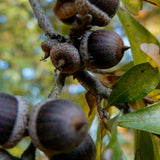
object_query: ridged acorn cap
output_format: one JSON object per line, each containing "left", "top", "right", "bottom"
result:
{"left": 50, "top": 43, "right": 81, "bottom": 73}
{"left": 51, "top": 135, "right": 96, "bottom": 160}
{"left": 0, "top": 92, "right": 29, "bottom": 148}
{"left": 79, "top": 31, "right": 92, "bottom": 67}
{"left": 29, "top": 99, "right": 88, "bottom": 156}
{"left": 75, "top": 0, "right": 120, "bottom": 26}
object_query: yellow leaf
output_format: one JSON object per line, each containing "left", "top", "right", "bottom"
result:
{"left": 140, "top": 43, "right": 160, "bottom": 68}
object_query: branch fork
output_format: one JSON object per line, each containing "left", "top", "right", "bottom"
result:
{"left": 29, "top": 0, "right": 111, "bottom": 120}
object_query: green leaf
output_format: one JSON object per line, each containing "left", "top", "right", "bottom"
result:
{"left": 151, "top": 134, "right": 160, "bottom": 160}
{"left": 121, "top": 0, "right": 143, "bottom": 15}
{"left": 134, "top": 131, "right": 154, "bottom": 160}
{"left": 96, "top": 120, "right": 102, "bottom": 160}
{"left": 104, "top": 115, "right": 126, "bottom": 160}
{"left": 118, "top": 8, "right": 159, "bottom": 64}
{"left": 108, "top": 63, "right": 159, "bottom": 105}
{"left": 144, "top": 0, "right": 160, "bottom": 7}
{"left": 118, "top": 102, "right": 160, "bottom": 134}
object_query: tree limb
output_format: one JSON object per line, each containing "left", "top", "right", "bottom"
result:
{"left": 73, "top": 71, "right": 111, "bottom": 99}
{"left": 48, "top": 72, "right": 68, "bottom": 99}
{"left": 28, "top": 0, "right": 59, "bottom": 38}
{"left": 29, "top": 0, "right": 112, "bottom": 119}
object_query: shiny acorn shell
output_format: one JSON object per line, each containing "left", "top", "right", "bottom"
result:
{"left": 29, "top": 99, "right": 88, "bottom": 157}
{"left": 80, "top": 30, "right": 129, "bottom": 69}
{"left": 75, "top": 0, "right": 120, "bottom": 26}
{"left": 51, "top": 135, "right": 96, "bottom": 160}
{"left": 50, "top": 43, "right": 81, "bottom": 73}
{"left": 0, "top": 92, "right": 28, "bottom": 148}
{"left": 88, "top": 0, "right": 120, "bottom": 18}
{"left": 53, "top": 0, "right": 77, "bottom": 25}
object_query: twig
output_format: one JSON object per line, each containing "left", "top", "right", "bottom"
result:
{"left": 29, "top": 0, "right": 112, "bottom": 119}
{"left": 48, "top": 72, "right": 67, "bottom": 99}
{"left": 73, "top": 71, "right": 112, "bottom": 119}
{"left": 73, "top": 71, "right": 111, "bottom": 98}
{"left": 28, "top": 0, "right": 111, "bottom": 100}
{"left": 96, "top": 95, "right": 110, "bottom": 119}
{"left": 90, "top": 69, "right": 112, "bottom": 74}
{"left": 69, "top": 14, "right": 92, "bottom": 40}
{"left": 29, "top": 0, "right": 59, "bottom": 38}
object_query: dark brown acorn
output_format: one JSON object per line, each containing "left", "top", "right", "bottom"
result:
{"left": 50, "top": 43, "right": 81, "bottom": 73}
{"left": 51, "top": 135, "right": 96, "bottom": 160}
{"left": 53, "top": 0, "right": 77, "bottom": 25}
{"left": 0, "top": 148, "right": 20, "bottom": 160}
{"left": 79, "top": 30, "right": 130, "bottom": 69}
{"left": 75, "top": 0, "right": 120, "bottom": 26}
{"left": 29, "top": 99, "right": 88, "bottom": 157}
{"left": 0, "top": 92, "right": 29, "bottom": 148}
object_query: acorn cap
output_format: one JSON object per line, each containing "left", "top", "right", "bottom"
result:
{"left": 79, "top": 30, "right": 92, "bottom": 67}
{"left": 28, "top": 99, "right": 48, "bottom": 154}
{"left": 75, "top": 0, "right": 112, "bottom": 26}
{"left": 0, "top": 92, "right": 29, "bottom": 148}
{"left": 50, "top": 43, "right": 81, "bottom": 73}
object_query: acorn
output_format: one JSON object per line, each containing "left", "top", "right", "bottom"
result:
{"left": 79, "top": 30, "right": 130, "bottom": 69}
{"left": 53, "top": 0, "right": 77, "bottom": 25}
{"left": 0, "top": 92, "right": 29, "bottom": 148}
{"left": 50, "top": 42, "right": 81, "bottom": 73}
{"left": 75, "top": 0, "right": 120, "bottom": 26}
{"left": 41, "top": 39, "right": 58, "bottom": 60}
{"left": 29, "top": 99, "right": 88, "bottom": 157}
{"left": 51, "top": 134, "right": 96, "bottom": 160}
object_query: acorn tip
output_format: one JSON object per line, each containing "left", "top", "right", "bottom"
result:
{"left": 122, "top": 46, "right": 130, "bottom": 52}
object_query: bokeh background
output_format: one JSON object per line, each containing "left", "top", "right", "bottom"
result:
{"left": 0, "top": 0, "right": 160, "bottom": 159}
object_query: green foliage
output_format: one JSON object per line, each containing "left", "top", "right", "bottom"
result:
{"left": 151, "top": 134, "right": 160, "bottom": 159}
{"left": 118, "top": 8, "right": 160, "bottom": 64}
{"left": 106, "top": 116, "right": 126, "bottom": 160}
{"left": 121, "top": 0, "right": 143, "bottom": 15}
{"left": 96, "top": 120, "right": 103, "bottom": 160}
{"left": 1, "top": 0, "right": 160, "bottom": 159}
{"left": 118, "top": 102, "right": 160, "bottom": 134}
{"left": 134, "top": 131, "right": 154, "bottom": 160}
{"left": 108, "top": 63, "right": 159, "bottom": 105}
{"left": 145, "top": 0, "right": 160, "bottom": 7}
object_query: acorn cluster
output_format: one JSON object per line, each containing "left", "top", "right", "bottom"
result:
{"left": 0, "top": 0, "right": 130, "bottom": 159}
{"left": 0, "top": 92, "right": 96, "bottom": 160}
{"left": 41, "top": 0, "right": 130, "bottom": 74}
